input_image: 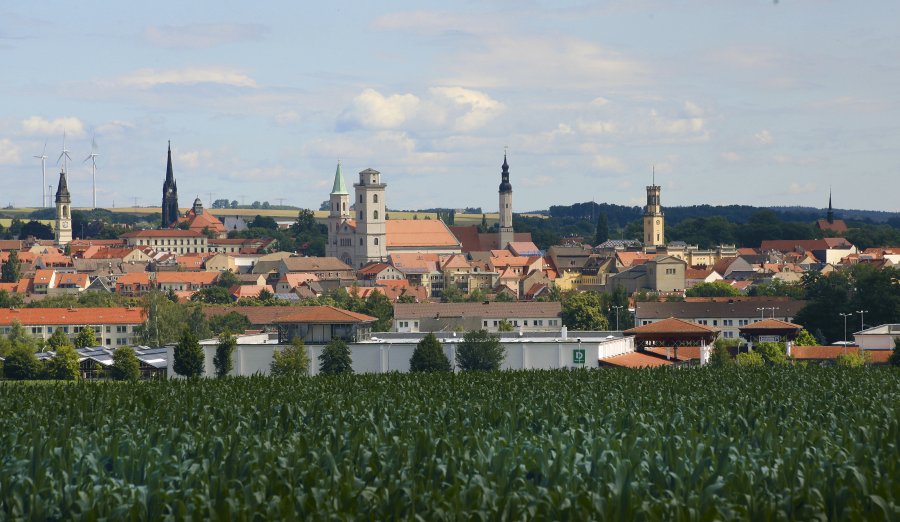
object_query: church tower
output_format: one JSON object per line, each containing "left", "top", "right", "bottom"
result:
{"left": 54, "top": 169, "right": 72, "bottom": 245}
{"left": 642, "top": 170, "right": 665, "bottom": 247}
{"left": 498, "top": 153, "right": 514, "bottom": 249}
{"left": 161, "top": 141, "right": 180, "bottom": 228}
{"left": 826, "top": 189, "right": 834, "bottom": 224}
{"left": 354, "top": 168, "right": 387, "bottom": 267}
{"left": 326, "top": 162, "right": 351, "bottom": 262}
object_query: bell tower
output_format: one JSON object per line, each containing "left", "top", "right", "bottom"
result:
{"left": 354, "top": 168, "right": 387, "bottom": 266}
{"left": 642, "top": 168, "right": 664, "bottom": 247}
{"left": 326, "top": 161, "right": 351, "bottom": 262}
{"left": 161, "top": 141, "right": 180, "bottom": 228}
{"left": 498, "top": 152, "right": 514, "bottom": 249}
{"left": 55, "top": 169, "right": 72, "bottom": 245}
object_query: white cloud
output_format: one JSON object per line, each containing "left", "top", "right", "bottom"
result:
{"left": 21, "top": 116, "right": 85, "bottom": 137}
{"left": 106, "top": 67, "right": 258, "bottom": 89}
{"left": 0, "top": 138, "right": 21, "bottom": 164}
{"left": 174, "top": 149, "right": 212, "bottom": 169}
{"left": 304, "top": 131, "right": 451, "bottom": 173}
{"left": 647, "top": 109, "right": 705, "bottom": 137}
{"left": 592, "top": 155, "right": 626, "bottom": 173}
{"left": 721, "top": 151, "right": 741, "bottom": 162}
{"left": 577, "top": 119, "right": 618, "bottom": 135}
{"left": 274, "top": 111, "right": 301, "bottom": 126}
{"left": 338, "top": 89, "right": 421, "bottom": 130}
{"left": 521, "top": 175, "right": 555, "bottom": 188}
{"left": 787, "top": 182, "right": 817, "bottom": 194}
{"left": 590, "top": 96, "right": 611, "bottom": 107}
{"left": 337, "top": 87, "right": 503, "bottom": 132}
{"left": 683, "top": 101, "right": 704, "bottom": 117}
{"left": 755, "top": 129, "right": 774, "bottom": 145}
{"left": 143, "top": 23, "right": 266, "bottom": 49}
{"left": 96, "top": 120, "right": 135, "bottom": 137}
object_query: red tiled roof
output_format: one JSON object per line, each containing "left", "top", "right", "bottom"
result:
{"left": 231, "top": 284, "right": 274, "bottom": 299}
{"left": 741, "top": 318, "right": 803, "bottom": 331}
{"left": 121, "top": 229, "right": 204, "bottom": 238}
{"left": 0, "top": 307, "right": 145, "bottom": 326}
{"left": 273, "top": 305, "right": 377, "bottom": 324}
{"left": 601, "top": 352, "right": 674, "bottom": 368}
{"left": 358, "top": 262, "right": 393, "bottom": 276}
{"left": 385, "top": 220, "right": 461, "bottom": 248}
{"left": 116, "top": 272, "right": 151, "bottom": 285}
{"left": 155, "top": 272, "right": 219, "bottom": 285}
{"left": 625, "top": 317, "right": 719, "bottom": 335}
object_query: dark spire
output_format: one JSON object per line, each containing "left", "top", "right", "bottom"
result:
{"left": 165, "top": 140, "right": 175, "bottom": 187}
{"left": 55, "top": 170, "right": 70, "bottom": 204}
{"left": 498, "top": 152, "right": 512, "bottom": 193}
{"left": 162, "top": 141, "right": 180, "bottom": 228}
{"left": 826, "top": 188, "right": 834, "bottom": 224}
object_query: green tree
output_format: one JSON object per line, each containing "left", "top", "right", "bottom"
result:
{"left": 110, "top": 346, "right": 141, "bottom": 381}
{"left": 0, "top": 290, "right": 23, "bottom": 308}
{"left": 793, "top": 329, "right": 817, "bottom": 346}
{"left": 441, "top": 284, "right": 466, "bottom": 303}
{"left": 497, "top": 319, "right": 514, "bottom": 332}
{"left": 191, "top": 286, "right": 233, "bottom": 304}
{"left": 595, "top": 211, "right": 608, "bottom": 245}
{"left": 836, "top": 351, "right": 869, "bottom": 367}
{"left": 3, "top": 321, "right": 37, "bottom": 353}
{"left": 364, "top": 291, "right": 393, "bottom": 331}
{"left": 136, "top": 291, "right": 190, "bottom": 347}
{"left": 73, "top": 326, "right": 98, "bottom": 349}
{"left": 889, "top": 337, "right": 900, "bottom": 367}
{"left": 173, "top": 329, "right": 204, "bottom": 378}
{"left": 709, "top": 339, "right": 736, "bottom": 367}
{"left": 210, "top": 311, "right": 251, "bottom": 336}
{"left": 735, "top": 351, "right": 764, "bottom": 367}
{"left": 319, "top": 338, "right": 352, "bottom": 375}
{"left": 249, "top": 215, "right": 278, "bottom": 230}
{"left": 213, "top": 331, "right": 236, "bottom": 378}
{"left": 216, "top": 270, "right": 240, "bottom": 289}
{"left": 46, "top": 328, "right": 72, "bottom": 351}
{"left": 45, "top": 344, "right": 80, "bottom": 380}
{"left": 257, "top": 288, "right": 274, "bottom": 302}
{"left": 494, "top": 291, "right": 514, "bottom": 302}
{"left": 457, "top": 329, "right": 506, "bottom": 371}
{"left": 1, "top": 251, "right": 21, "bottom": 283}
{"left": 2, "top": 346, "right": 41, "bottom": 380}
{"left": 561, "top": 292, "right": 609, "bottom": 330}
{"left": 271, "top": 338, "right": 311, "bottom": 377}
{"left": 409, "top": 333, "right": 450, "bottom": 373}
{"left": 685, "top": 281, "right": 741, "bottom": 298}
{"left": 756, "top": 342, "right": 789, "bottom": 366}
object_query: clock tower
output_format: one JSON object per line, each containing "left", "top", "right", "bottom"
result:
{"left": 642, "top": 173, "right": 664, "bottom": 247}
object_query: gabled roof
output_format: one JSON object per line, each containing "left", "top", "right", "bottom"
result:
{"left": 274, "top": 305, "right": 376, "bottom": 324}
{"left": 601, "top": 352, "right": 674, "bottom": 368}
{"left": 625, "top": 317, "right": 719, "bottom": 335}
{"left": 385, "top": 220, "right": 461, "bottom": 248}
{"left": 280, "top": 256, "right": 354, "bottom": 273}
{"left": 0, "top": 307, "right": 145, "bottom": 326}
{"left": 740, "top": 318, "right": 803, "bottom": 331}
{"left": 155, "top": 272, "right": 219, "bottom": 285}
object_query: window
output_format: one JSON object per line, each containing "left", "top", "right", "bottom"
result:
{"left": 106, "top": 338, "right": 111, "bottom": 345}
{"left": 712, "top": 320, "right": 718, "bottom": 326}
{"left": 359, "top": 211, "right": 363, "bottom": 220}
{"left": 359, "top": 195, "right": 363, "bottom": 203}
{"left": 373, "top": 194, "right": 378, "bottom": 203}
{"left": 359, "top": 238, "right": 364, "bottom": 246}
{"left": 666, "top": 268, "right": 676, "bottom": 275}
{"left": 374, "top": 238, "right": 379, "bottom": 245}
{"left": 373, "top": 210, "right": 378, "bottom": 220}
{"left": 117, "top": 325, "right": 127, "bottom": 333}
{"left": 483, "top": 321, "right": 488, "bottom": 327}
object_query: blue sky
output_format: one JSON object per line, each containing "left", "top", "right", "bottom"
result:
{"left": 1, "top": 1, "right": 898, "bottom": 212}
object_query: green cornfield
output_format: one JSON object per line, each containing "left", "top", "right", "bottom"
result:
{"left": 1, "top": 367, "right": 898, "bottom": 520}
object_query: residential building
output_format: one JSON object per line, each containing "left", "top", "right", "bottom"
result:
{"left": 0, "top": 307, "right": 145, "bottom": 347}
{"left": 121, "top": 229, "right": 208, "bottom": 255}
{"left": 392, "top": 301, "right": 563, "bottom": 333}
{"left": 634, "top": 299, "right": 806, "bottom": 340}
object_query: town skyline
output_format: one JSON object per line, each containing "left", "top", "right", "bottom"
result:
{"left": 1, "top": 2, "right": 898, "bottom": 212}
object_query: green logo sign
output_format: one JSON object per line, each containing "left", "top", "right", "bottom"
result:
{"left": 573, "top": 349, "right": 586, "bottom": 365}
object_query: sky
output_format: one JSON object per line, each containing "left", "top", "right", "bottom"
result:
{"left": 1, "top": 1, "right": 898, "bottom": 213}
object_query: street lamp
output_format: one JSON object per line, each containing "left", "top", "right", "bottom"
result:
{"left": 770, "top": 307, "right": 779, "bottom": 319}
{"left": 756, "top": 307, "right": 765, "bottom": 320}
{"left": 839, "top": 312, "right": 853, "bottom": 345}
{"left": 612, "top": 305, "right": 623, "bottom": 331}
{"left": 856, "top": 310, "right": 868, "bottom": 332}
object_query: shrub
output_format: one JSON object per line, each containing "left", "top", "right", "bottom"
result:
{"left": 793, "top": 329, "right": 817, "bottom": 346}
{"left": 756, "top": 342, "right": 789, "bottom": 366}
{"left": 709, "top": 339, "right": 736, "bottom": 367}
{"left": 271, "top": 338, "right": 311, "bottom": 377}
{"left": 409, "top": 333, "right": 451, "bottom": 373}
{"left": 736, "top": 351, "right": 764, "bottom": 367}
{"left": 319, "top": 339, "right": 352, "bottom": 375}
{"left": 836, "top": 351, "right": 869, "bottom": 368}
{"left": 457, "top": 330, "right": 506, "bottom": 371}
{"left": 889, "top": 338, "right": 900, "bottom": 367}
{"left": 213, "top": 332, "right": 236, "bottom": 378}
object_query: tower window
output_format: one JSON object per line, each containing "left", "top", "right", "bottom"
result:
{"left": 374, "top": 238, "right": 379, "bottom": 245}
{"left": 342, "top": 202, "right": 346, "bottom": 211}
{"left": 373, "top": 194, "right": 378, "bottom": 203}
{"left": 359, "top": 211, "right": 363, "bottom": 220}
{"left": 373, "top": 210, "right": 378, "bottom": 220}
{"left": 359, "top": 195, "right": 363, "bottom": 203}
{"left": 359, "top": 238, "right": 363, "bottom": 246}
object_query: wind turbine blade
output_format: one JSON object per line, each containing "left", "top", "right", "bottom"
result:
{"left": 42, "top": 139, "right": 47, "bottom": 156}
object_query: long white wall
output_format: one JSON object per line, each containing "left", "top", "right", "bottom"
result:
{"left": 165, "top": 335, "right": 635, "bottom": 378}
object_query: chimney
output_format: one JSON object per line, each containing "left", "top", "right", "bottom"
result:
{"left": 560, "top": 325, "right": 568, "bottom": 339}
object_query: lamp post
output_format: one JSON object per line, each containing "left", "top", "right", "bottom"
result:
{"left": 770, "top": 307, "right": 779, "bottom": 319}
{"left": 612, "top": 305, "right": 623, "bottom": 331}
{"left": 839, "top": 312, "right": 853, "bottom": 346}
{"left": 856, "top": 310, "right": 867, "bottom": 332}
{"left": 756, "top": 307, "right": 765, "bottom": 320}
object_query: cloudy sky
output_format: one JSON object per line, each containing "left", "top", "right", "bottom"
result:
{"left": 1, "top": 1, "right": 898, "bottom": 212}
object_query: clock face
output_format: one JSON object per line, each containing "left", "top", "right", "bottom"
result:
{"left": 656, "top": 219, "right": 660, "bottom": 225}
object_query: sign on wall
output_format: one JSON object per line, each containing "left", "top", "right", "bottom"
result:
{"left": 573, "top": 348, "right": 586, "bottom": 365}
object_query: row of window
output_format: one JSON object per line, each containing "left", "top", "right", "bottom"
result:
{"left": 21, "top": 325, "right": 132, "bottom": 335}
{"left": 397, "top": 321, "right": 419, "bottom": 328}
{"left": 482, "top": 319, "right": 560, "bottom": 327}
{"left": 137, "top": 238, "right": 205, "bottom": 246}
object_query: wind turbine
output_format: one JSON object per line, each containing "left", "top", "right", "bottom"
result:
{"left": 83, "top": 133, "right": 99, "bottom": 208}
{"left": 57, "top": 131, "right": 72, "bottom": 174}
{"left": 33, "top": 140, "right": 48, "bottom": 208}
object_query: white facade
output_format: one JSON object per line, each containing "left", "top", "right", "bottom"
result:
{"left": 326, "top": 165, "right": 387, "bottom": 268}
{"left": 853, "top": 324, "right": 900, "bottom": 350}
{"left": 169, "top": 331, "right": 635, "bottom": 377}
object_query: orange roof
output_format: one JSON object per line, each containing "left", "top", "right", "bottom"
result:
{"left": 602, "top": 352, "right": 674, "bottom": 368}
{"left": 55, "top": 273, "right": 89, "bottom": 287}
{"left": 741, "top": 318, "right": 803, "bottom": 331}
{"left": 685, "top": 268, "right": 714, "bottom": 279}
{"left": 33, "top": 269, "right": 55, "bottom": 284}
{"left": 616, "top": 252, "right": 653, "bottom": 268}
{"left": 121, "top": 229, "right": 204, "bottom": 238}
{"left": 279, "top": 273, "right": 319, "bottom": 288}
{"left": 0, "top": 252, "right": 36, "bottom": 263}
{"left": 789, "top": 345, "right": 892, "bottom": 363}
{"left": 358, "top": 262, "right": 393, "bottom": 276}
{"left": 0, "top": 282, "right": 18, "bottom": 293}
{"left": 0, "top": 307, "right": 145, "bottom": 326}
{"left": 231, "top": 284, "right": 274, "bottom": 299}
{"left": 625, "top": 317, "right": 719, "bottom": 335}
{"left": 273, "top": 305, "right": 377, "bottom": 324}
{"left": 441, "top": 254, "right": 471, "bottom": 270}
{"left": 176, "top": 254, "right": 209, "bottom": 271}
{"left": 155, "top": 272, "right": 219, "bottom": 285}
{"left": 117, "top": 272, "right": 151, "bottom": 285}
{"left": 645, "top": 346, "right": 698, "bottom": 361}
{"left": 385, "top": 220, "right": 461, "bottom": 248}
{"left": 183, "top": 209, "right": 226, "bottom": 233}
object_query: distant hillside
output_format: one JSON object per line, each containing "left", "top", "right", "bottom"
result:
{"left": 546, "top": 202, "right": 900, "bottom": 227}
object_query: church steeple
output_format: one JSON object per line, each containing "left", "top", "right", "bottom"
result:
{"left": 498, "top": 150, "right": 514, "bottom": 248}
{"left": 161, "top": 140, "right": 180, "bottom": 228}
{"left": 826, "top": 189, "right": 834, "bottom": 224}
{"left": 331, "top": 161, "right": 348, "bottom": 195}
{"left": 55, "top": 170, "right": 72, "bottom": 245}
{"left": 499, "top": 153, "right": 512, "bottom": 193}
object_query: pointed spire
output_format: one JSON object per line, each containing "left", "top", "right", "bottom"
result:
{"left": 165, "top": 140, "right": 175, "bottom": 185}
{"left": 827, "top": 187, "right": 834, "bottom": 224}
{"left": 55, "top": 170, "right": 70, "bottom": 204}
{"left": 499, "top": 149, "right": 512, "bottom": 193}
{"left": 331, "top": 161, "right": 349, "bottom": 195}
